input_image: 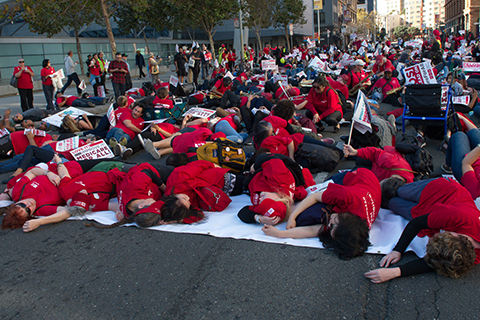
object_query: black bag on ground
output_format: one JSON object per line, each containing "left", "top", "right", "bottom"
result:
{"left": 0, "top": 135, "right": 13, "bottom": 158}
{"left": 295, "top": 142, "right": 343, "bottom": 174}
{"left": 395, "top": 134, "right": 434, "bottom": 178}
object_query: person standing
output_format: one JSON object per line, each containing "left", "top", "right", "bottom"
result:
{"left": 97, "top": 52, "right": 108, "bottom": 94}
{"left": 174, "top": 46, "right": 188, "bottom": 85}
{"left": 148, "top": 53, "right": 160, "bottom": 84}
{"left": 40, "top": 59, "right": 57, "bottom": 110}
{"left": 200, "top": 44, "right": 211, "bottom": 80}
{"left": 190, "top": 47, "right": 201, "bottom": 86}
{"left": 122, "top": 53, "right": 132, "bottom": 91}
{"left": 13, "top": 58, "right": 34, "bottom": 112}
{"left": 60, "top": 50, "right": 82, "bottom": 96}
{"left": 135, "top": 50, "right": 146, "bottom": 79}
{"left": 108, "top": 52, "right": 128, "bottom": 100}
{"left": 85, "top": 54, "right": 92, "bottom": 77}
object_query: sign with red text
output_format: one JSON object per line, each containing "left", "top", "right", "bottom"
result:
{"left": 0, "top": 128, "right": 10, "bottom": 138}
{"left": 56, "top": 136, "right": 79, "bottom": 152}
{"left": 404, "top": 62, "right": 437, "bottom": 85}
{"left": 441, "top": 86, "right": 448, "bottom": 104}
{"left": 169, "top": 75, "right": 179, "bottom": 87}
{"left": 204, "top": 52, "right": 212, "bottom": 61}
{"left": 107, "top": 103, "right": 116, "bottom": 127}
{"left": 452, "top": 95, "right": 470, "bottom": 106}
{"left": 71, "top": 140, "right": 114, "bottom": 161}
{"left": 24, "top": 128, "right": 46, "bottom": 137}
{"left": 261, "top": 60, "right": 277, "bottom": 70}
{"left": 182, "top": 107, "right": 216, "bottom": 119}
{"left": 308, "top": 56, "right": 325, "bottom": 70}
{"left": 463, "top": 62, "right": 480, "bottom": 72}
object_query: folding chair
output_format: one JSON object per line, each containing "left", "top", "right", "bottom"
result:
{"left": 402, "top": 83, "right": 455, "bottom": 137}
{"left": 154, "top": 98, "right": 188, "bottom": 122}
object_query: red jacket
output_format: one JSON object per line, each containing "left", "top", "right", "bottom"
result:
{"left": 356, "top": 146, "right": 414, "bottom": 183}
{"left": 305, "top": 87, "right": 343, "bottom": 120}
{"left": 165, "top": 160, "right": 229, "bottom": 210}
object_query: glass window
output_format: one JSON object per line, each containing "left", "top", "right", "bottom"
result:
{"left": 44, "top": 43, "right": 63, "bottom": 55}
{"left": 23, "top": 55, "right": 45, "bottom": 66}
{"left": 0, "top": 56, "right": 22, "bottom": 68}
{"left": 0, "top": 44, "right": 22, "bottom": 56}
{"left": 63, "top": 44, "right": 77, "bottom": 54}
{"left": 21, "top": 44, "right": 42, "bottom": 56}
{"left": 124, "top": 43, "right": 135, "bottom": 53}
{"left": 81, "top": 43, "right": 97, "bottom": 54}
{"left": 116, "top": 43, "right": 125, "bottom": 53}
{"left": 48, "top": 54, "right": 65, "bottom": 65}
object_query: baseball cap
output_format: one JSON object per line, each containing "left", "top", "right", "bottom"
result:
{"left": 250, "top": 199, "right": 287, "bottom": 220}
{"left": 353, "top": 59, "right": 366, "bottom": 66}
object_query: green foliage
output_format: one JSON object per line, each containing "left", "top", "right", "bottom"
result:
{"left": 273, "top": 0, "right": 306, "bottom": 50}
{"left": 357, "top": 9, "right": 378, "bottom": 37}
{"left": 243, "top": 0, "right": 275, "bottom": 49}
{"left": 392, "top": 25, "right": 421, "bottom": 40}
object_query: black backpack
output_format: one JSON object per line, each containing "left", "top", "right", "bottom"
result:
{"left": 295, "top": 142, "right": 344, "bottom": 174}
{"left": 395, "top": 134, "right": 434, "bottom": 179}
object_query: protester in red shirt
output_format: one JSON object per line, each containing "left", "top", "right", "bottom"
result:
{"left": 106, "top": 104, "right": 145, "bottom": 147}
{"left": 366, "top": 178, "right": 480, "bottom": 283}
{"left": 346, "top": 59, "right": 371, "bottom": 94}
{"left": 203, "top": 77, "right": 239, "bottom": 110}
{"left": 368, "top": 68, "right": 402, "bottom": 107}
{"left": 40, "top": 59, "right": 57, "bottom": 110}
{"left": 13, "top": 58, "right": 35, "bottom": 111}
{"left": 263, "top": 168, "right": 381, "bottom": 260}
{"left": 372, "top": 55, "right": 395, "bottom": 78}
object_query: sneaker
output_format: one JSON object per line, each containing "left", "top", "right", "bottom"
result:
{"left": 143, "top": 138, "right": 160, "bottom": 160}
{"left": 387, "top": 114, "right": 396, "bottom": 129}
{"left": 109, "top": 137, "right": 118, "bottom": 149}
{"left": 122, "top": 147, "right": 133, "bottom": 160}
{"left": 119, "top": 137, "right": 128, "bottom": 146}
{"left": 321, "top": 138, "right": 335, "bottom": 145}
{"left": 137, "top": 134, "right": 145, "bottom": 148}
{"left": 416, "top": 133, "right": 426, "bottom": 148}
{"left": 114, "top": 144, "right": 125, "bottom": 157}
{"left": 441, "top": 163, "right": 452, "bottom": 174}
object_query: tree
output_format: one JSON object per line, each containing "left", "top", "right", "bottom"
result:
{"left": 22, "top": 0, "right": 97, "bottom": 74}
{"left": 167, "top": 0, "right": 240, "bottom": 60}
{"left": 273, "top": 0, "right": 306, "bottom": 51}
{"left": 115, "top": 4, "right": 151, "bottom": 53}
{"left": 357, "top": 9, "right": 378, "bottom": 38}
{"left": 243, "top": 0, "right": 275, "bottom": 54}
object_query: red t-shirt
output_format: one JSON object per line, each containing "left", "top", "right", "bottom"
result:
{"left": 260, "top": 133, "right": 304, "bottom": 156}
{"left": 116, "top": 109, "right": 144, "bottom": 140}
{"left": 116, "top": 163, "right": 162, "bottom": 218}
{"left": 356, "top": 146, "right": 415, "bottom": 183}
{"left": 13, "top": 66, "right": 34, "bottom": 89}
{"left": 90, "top": 61, "right": 101, "bottom": 76}
{"left": 56, "top": 95, "right": 77, "bottom": 106}
{"left": 372, "top": 60, "right": 394, "bottom": 74}
{"left": 411, "top": 178, "right": 480, "bottom": 264}
{"left": 347, "top": 70, "right": 369, "bottom": 89}
{"left": 12, "top": 175, "right": 64, "bottom": 216}
{"left": 371, "top": 77, "right": 401, "bottom": 99}
{"left": 40, "top": 67, "right": 55, "bottom": 86}
{"left": 59, "top": 171, "right": 115, "bottom": 212}
{"left": 213, "top": 80, "right": 231, "bottom": 94}
{"left": 461, "top": 158, "right": 480, "bottom": 199}
{"left": 171, "top": 128, "right": 213, "bottom": 154}
{"left": 10, "top": 131, "right": 53, "bottom": 155}
{"left": 263, "top": 115, "right": 290, "bottom": 138}
{"left": 305, "top": 87, "right": 343, "bottom": 120}
{"left": 153, "top": 97, "right": 174, "bottom": 109}
{"left": 114, "top": 107, "right": 128, "bottom": 123}
{"left": 327, "top": 76, "right": 349, "bottom": 99}
{"left": 322, "top": 168, "right": 381, "bottom": 228}
{"left": 156, "top": 123, "right": 179, "bottom": 140}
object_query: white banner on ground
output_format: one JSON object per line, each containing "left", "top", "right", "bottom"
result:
{"left": 43, "top": 107, "right": 94, "bottom": 128}
{"left": 70, "top": 140, "right": 114, "bottom": 161}
{"left": 352, "top": 91, "right": 373, "bottom": 134}
{"left": 56, "top": 136, "right": 79, "bottom": 152}
{"left": 404, "top": 62, "right": 437, "bottom": 85}
{"left": 182, "top": 107, "right": 216, "bottom": 119}
{"left": 463, "top": 62, "right": 480, "bottom": 72}
{"left": 261, "top": 59, "right": 277, "bottom": 70}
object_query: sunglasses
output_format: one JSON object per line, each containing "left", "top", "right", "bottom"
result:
{"left": 312, "top": 85, "right": 321, "bottom": 90}
{"left": 19, "top": 61, "right": 25, "bottom": 63}
{"left": 16, "top": 202, "right": 32, "bottom": 216}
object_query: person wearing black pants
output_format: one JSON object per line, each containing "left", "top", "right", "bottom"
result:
{"left": 18, "top": 89, "right": 34, "bottom": 112}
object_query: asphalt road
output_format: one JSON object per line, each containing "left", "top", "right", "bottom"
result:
{"left": 1, "top": 74, "right": 480, "bottom": 319}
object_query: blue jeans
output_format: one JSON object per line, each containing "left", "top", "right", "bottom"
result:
{"left": 106, "top": 127, "right": 131, "bottom": 143}
{"left": 388, "top": 178, "right": 437, "bottom": 220}
{"left": 0, "top": 145, "right": 55, "bottom": 174}
{"left": 446, "top": 130, "right": 480, "bottom": 181}
{"left": 473, "top": 103, "right": 480, "bottom": 118}
{"left": 215, "top": 120, "right": 247, "bottom": 143}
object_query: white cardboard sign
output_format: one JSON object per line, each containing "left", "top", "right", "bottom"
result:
{"left": 70, "top": 140, "right": 114, "bottom": 161}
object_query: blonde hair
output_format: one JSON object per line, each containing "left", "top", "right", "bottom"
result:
{"left": 61, "top": 116, "right": 80, "bottom": 133}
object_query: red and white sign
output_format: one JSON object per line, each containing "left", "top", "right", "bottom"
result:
{"left": 273, "top": 74, "right": 288, "bottom": 83}
{"left": 182, "top": 107, "right": 216, "bottom": 119}
{"left": 452, "top": 95, "right": 470, "bottom": 106}
{"left": 441, "top": 86, "right": 448, "bottom": 104}
{"left": 463, "top": 62, "right": 480, "bottom": 72}
{"left": 107, "top": 103, "right": 116, "bottom": 127}
{"left": 56, "top": 136, "right": 79, "bottom": 152}
{"left": 0, "top": 128, "right": 10, "bottom": 138}
{"left": 261, "top": 60, "right": 277, "bottom": 71}
{"left": 169, "top": 75, "right": 179, "bottom": 87}
{"left": 204, "top": 52, "right": 212, "bottom": 61}
{"left": 70, "top": 140, "right": 114, "bottom": 161}
{"left": 404, "top": 62, "right": 437, "bottom": 85}
{"left": 78, "top": 79, "right": 86, "bottom": 91}
{"left": 24, "top": 128, "right": 46, "bottom": 137}
{"left": 308, "top": 56, "right": 325, "bottom": 69}
{"left": 319, "top": 54, "right": 328, "bottom": 60}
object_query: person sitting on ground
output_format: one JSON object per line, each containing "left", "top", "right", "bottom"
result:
{"left": 365, "top": 178, "right": 480, "bottom": 283}
{"left": 203, "top": 77, "right": 239, "bottom": 109}
{"left": 295, "top": 75, "right": 343, "bottom": 133}
{"left": 106, "top": 104, "right": 145, "bottom": 148}
{"left": 367, "top": 68, "right": 402, "bottom": 108}
{"left": 262, "top": 168, "right": 381, "bottom": 260}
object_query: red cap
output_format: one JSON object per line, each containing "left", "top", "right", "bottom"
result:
{"left": 135, "top": 200, "right": 165, "bottom": 216}
{"left": 384, "top": 67, "right": 393, "bottom": 73}
{"left": 221, "top": 44, "right": 226, "bottom": 47}
{"left": 376, "top": 55, "right": 384, "bottom": 63}
{"left": 70, "top": 193, "right": 93, "bottom": 211}
{"left": 210, "top": 132, "right": 226, "bottom": 141}
{"left": 250, "top": 198, "right": 287, "bottom": 220}
{"left": 433, "top": 30, "right": 440, "bottom": 36}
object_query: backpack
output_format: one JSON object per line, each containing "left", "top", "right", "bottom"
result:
{"left": 295, "top": 142, "right": 344, "bottom": 174}
{"left": 194, "top": 186, "right": 231, "bottom": 211}
{"left": 395, "top": 134, "right": 434, "bottom": 179}
{"left": 196, "top": 138, "right": 246, "bottom": 173}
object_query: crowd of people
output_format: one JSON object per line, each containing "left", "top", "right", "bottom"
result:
{"left": 4, "top": 28, "right": 480, "bottom": 285}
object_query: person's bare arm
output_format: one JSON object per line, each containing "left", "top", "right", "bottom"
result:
{"left": 262, "top": 224, "right": 322, "bottom": 238}
{"left": 57, "top": 98, "right": 67, "bottom": 108}
{"left": 462, "top": 144, "right": 480, "bottom": 174}
{"left": 123, "top": 119, "right": 143, "bottom": 133}
{"left": 79, "top": 114, "right": 93, "bottom": 130}
{"left": 210, "top": 86, "right": 224, "bottom": 97}
{"left": 23, "top": 206, "right": 71, "bottom": 233}
{"left": 25, "top": 130, "right": 38, "bottom": 147}
{"left": 287, "top": 141, "right": 295, "bottom": 160}
{"left": 185, "top": 117, "right": 208, "bottom": 127}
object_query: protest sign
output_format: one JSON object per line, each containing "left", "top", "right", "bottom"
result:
{"left": 107, "top": 103, "right": 116, "bottom": 127}
{"left": 24, "top": 128, "right": 46, "bottom": 137}
{"left": 78, "top": 79, "right": 86, "bottom": 91}
{"left": 273, "top": 74, "right": 288, "bottom": 83}
{"left": 404, "top": 62, "right": 437, "bottom": 85}
{"left": 441, "top": 86, "right": 449, "bottom": 104}
{"left": 261, "top": 60, "right": 277, "bottom": 70}
{"left": 43, "top": 107, "right": 94, "bottom": 128}
{"left": 452, "top": 95, "right": 470, "bottom": 106}
{"left": 204, "top": 52, "right": 212, "bottom": 61}
{"left": 463, "top": 62, "right": 480, "bottom": 72}
{"left": 169, "top": 75, "right": 179, "bottom": 87}
{"left": 0, "top": 128, "right": 10, "bottom": 138}
{"left": 71, "top": 140, "right": 114, "bottom": 161}
{"left": 319, "top": 54, "right": 328, "bottom": 60}
{"left": 296, "top": 71, "right": 307, "bottom": 78}
{"left": 225, "top": 71, "right": 235, "bottom": 80}
{"left": 350, "top": 91, "right": 372, "bottom": 137}
{"left": 308, "top": 56, "right": 325, "bottom": 70}
{"left": 56, "top": 136, "right": 79, "bottom": 152}
{"left": 182, "top": 108, "right": 216, "bottom": 119}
